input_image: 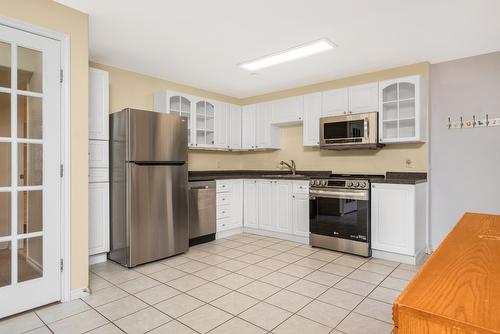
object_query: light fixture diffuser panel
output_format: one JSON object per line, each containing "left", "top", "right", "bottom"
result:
{"left": 240, "top": 39, "right": 336, "bottom": 71}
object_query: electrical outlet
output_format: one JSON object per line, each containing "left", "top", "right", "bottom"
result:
{"left": 216, "top": 160, "right": 221, "bottom": 169}
{"left": 405, "top": 159, "right": 414, "bottom": 169}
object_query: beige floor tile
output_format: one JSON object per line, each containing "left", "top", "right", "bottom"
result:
{"left": 24, "top": 326, "right": 52, "bottom": 334}
{"left": 208, "top": 317, "right": 266, "bottom": 334}
{"left": 89, "top": 276, "right": 113, "bottom": 292}
{"left": 95, "top": 295, "right": 148, "bottom": 321}
{"left": 48, "top": 309, "right": 108, "bottom": 334}
{"left": 192, "top": 266, "right": 231, "bottom": 281}
{"left": 183, "top": 250, "right": 212, "bottom": 260}
{"left": 278, "top": 240, "right": 301, "bottom": 247}
{"left": 272, "top": 252, "right": 303, "bottom": 263}
{"left": 133, "top": 262, "right": 167, "bottom": 275}
{"left": 154, "top": 293, "right": 205, "bottom": 318}
{"left": 216, "top": 259, "right": 250, "bottom": 272}
{"left": 82, "top": 286, "right": 129, "bottom": 308}
{"left": 369, "top": 258, "right": 400, "bottom": 268}
{"left": 397, "top": 263, "right": 421, "bottom": 272}
{"left": 278, "top": 264, "right": 315, "bottom": 278}
{"left": 238, "top": 281, "right": 281, "bottom": 300}
{"left": 286, "top": 279, "right": 329, "bottom": 298}
{"left": 197, "top": 244, "right": 230, "bottom": 255}
{"left": 265, "top": 289, "right": 312, "bottom": 312}
{"left": 259, "top": 272, "right": 298, "bottom": 288}
{"left": 148, "top": 320, "right": 197, "bottom": 334}
{"left": 167, "top": 274, "right": 208, "bottom": 292}
{"left": 347, "top": 269, "right": 386, "bottom": 285}
{"left": 236, "top": 253, "right": 266, "bottom": 264}
{"left": 368, "top": 286, "right": 401, "bottom": 304}
{"left": 380, "top": 276, "right": 409, "bottom": 291}
{"left": 333, "top": 255, "right": 368, "bottom": 268}
{"left": 85, "top": 323, "right": 123, "bottom": 334}
{"left": 100, "top": 269, "right": 143, "bottom": 285}
{"left": 252, "top": 248, "right": 281, "bottom": 258}
{"left": 273, "top": 314, "right": 331, "bottom": 334}
{"left": 218, "top": 240, "right": 245, "bottom": 248}
{"left": 297, "top": 300, "right": 349, "bottom": 328}
{"left": 317, "top": 287, "right": 364, "bottom": 310}
{"left": 36, "top": 299, "right": 90, "bottom": 324}
{"left": 0, "top": 312, "right": 45, "bottom": 334}
{"left": 303, "top": 270, "right": 342, "bottom": 287}
{"left": 250, "top": 240, "right": 276, "bottom": 248}
{"left": 198, "top": 255, "right": 231, "bottom": 266}
{"left": 176, "top": 260, "right": 210, "bottom": 274}
{"left": 358, "top": 262, "right": 394, "bottom": 275}
{"left": 318, "top": 263, "right": 355, "bottom": 276}
{"left": 336, "top": 312, "right": 393, "bottom": 334}
{"left": 118, "top": 275, "right": 160, "bottom": 294}
{"left": 161, "top": 255, "right": 191, "bottom": 267}
{"left": 294, "top": 258, "right": 328, "bottom": 269}
{"left": 178, "top": 304, "right": 233, "bottom": 334}
{"left": 134, "top": 284, "right": 180, "bottom": 305}
{"left": 235, "top": 244, "right": 262, "bottom": 253}
{"left": 239, "top": 302, "right": 292, "bottom": 331}
{"left": 354, "top": 298, "right": 393, "bottom": 323}
{"left": 307, "top": 250, "right": 342, "bottom": 262}
{"left": 90, "top": 261, "right": 127, "bottom": 275}
{"left": 217, "top": 249, "right": 247, "bottom": 259}
{"left": 210, "top": 291, "right": 259, "bottom": 315}
{"left": 286, "top": 247, "right": 318, "bottom": 257}
{"left": 257, "top": 258, "right": 289, "bottom": 271}
{"left": 390, "top": 268, "right": 416, "bottom": 281}
{"left": 335, "top": 278, "right": 376, "bottom": 296}
{"left": 237, "top": 265, "right": 273, "bottom": 279}
{"left": 187, "top": 282, "right": 231, "bottom": 302}
{"left": 214, "top": 273, "right": 253, "bottom": 290}
{"left": 267, "top": 243, "right": 294, "bottom": 252}
{"left": 148, "top": 267, "right": 187, "bottom": 283}
{"left": 114, "top": 307, "right": 171, "bottom": 334}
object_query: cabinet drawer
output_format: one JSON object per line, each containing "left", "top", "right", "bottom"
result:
{"left": 216, "top": 193, "right": 231, "bottom": 205}
{"left": 217, "top": 217, "right": 233, "bottom": 232}
{"left": 89, "top": 168, "right": 109, "bottom": 183}
{"left": 216, "top": 181, "right": 231, "bottom": 193}
{"left": 293, "top": 183, "right": 309, "bottom": 194}
{"left": 89, "top": 140, "right": 109, "bottom": 168}
{"left": 217, "top": 205, "right": 231, "bottom": 219}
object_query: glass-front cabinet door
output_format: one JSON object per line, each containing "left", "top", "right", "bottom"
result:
{"left": 194, "top": 99, "right": 215, "bottom": 148}
{"left": 378, "top": 75, "right": 424, "bottom": 143}
{"left": 167, "top": 93, "right": 194, "bottom": 147}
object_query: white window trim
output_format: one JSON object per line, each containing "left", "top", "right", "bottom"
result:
{"left": 0, "top": 15, "right": 72, "bottom": 302}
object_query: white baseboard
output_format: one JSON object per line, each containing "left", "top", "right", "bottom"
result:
{"left": 70, "top": 287, "right": 90, "bottom": 300}
{"left": 242, "top": 228, "right": 309, "bottom": 244}
{"left": 372, "top": 247, "right": 427, "bottom": 265}
{"left": 216, "top": 228, "right": 243, "bottom": 239}
{"left": 89, "top": 253, "right": 108, "bottom": 265}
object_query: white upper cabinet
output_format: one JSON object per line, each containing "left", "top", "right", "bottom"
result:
{"left": 214, "top": 102, "right": 229, "bottom": 149}
{"left": 348, "top": 82, "right": 379, "bottom": 113}
{"left": 271, "top": 96, "right": 304, "bottom": 125}
{"left": 303, "top": 92, "right": 322, "bottom": 147}
{"left": 194, "top": 97, "right": 216, "bottom": 148}
{"left": 229, "top": 104, "right": 242, "bottom": 150}
{"left": 255, "top": 102, "right": 280, "bottom": 149}
{"left": 379, "top": 75, "right": 425, "bottom": 144}
{"left": 322, "top": 88, "right": 348, "bottom": 116}
{"left": 89, "top": 68, "right": 109, "bottom": 140}
{"left": 242, "top": 104, "right": 256, "bottom": 150}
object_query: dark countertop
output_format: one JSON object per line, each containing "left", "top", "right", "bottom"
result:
{"left": 188, "top": 170, "right": 331, "bottom": 182}
{"left": 372, "top": 172, "right": 428, "bottom": 185}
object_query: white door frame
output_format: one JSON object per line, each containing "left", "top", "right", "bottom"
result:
{"left": 0, "top": 15, "right": 72, "bottom": 302}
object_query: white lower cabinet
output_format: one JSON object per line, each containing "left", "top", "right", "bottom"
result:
{"left": 257, "top": 180, "right": 276, "bottom": 231}
{"left": 216, "top": 180, "right": 243, "bottom": 232}
{"left": 371, "top": 182, "right": 427, "bottom": 264}
{"left": 274, "top": 181, "right": 293, "bottom": 234}
{"left": 292, "top": 193, "right": 310, "bottom": 237}
{"left": 88, "top": 182, "right": 110, "bottom": 256}
{"left": 243, "top": 180, "right": 259, "bottom": 229}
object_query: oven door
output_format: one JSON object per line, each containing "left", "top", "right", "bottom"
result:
{"left": 309, "top": 188, "right": 370, "bottom": 243}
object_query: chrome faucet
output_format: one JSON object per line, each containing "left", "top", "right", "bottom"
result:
{"left": 280, "top": 160, "right": 296, "bottom": 175}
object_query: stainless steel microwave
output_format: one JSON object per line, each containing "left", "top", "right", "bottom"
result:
{"left": 319, "top": 112, "right": 383, "bottom": 150}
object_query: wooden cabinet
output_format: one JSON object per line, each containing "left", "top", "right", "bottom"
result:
{"left": 292, "top": 193, "right": 310, "bottom": 237}
{"left": 303, "top": 92, "right": 322, "bottom": 147}
{"left": 322, "top": 88, "right": 348, "bottom": 116}
{"left": 88, "top": 181, "right": 109, "bottom": 256}
{"left": 255, "top": 102, "right": 280, "bottom": 149}
{"left": 243, "top": 179, "right": 259, "bottom": 229}
{"left": 271, "top": 96, "right": 304, "bottom": 125}
{"left": 228, "top": 104, "right": 242, "bottom": 150}
{"left": 88, "top": 68, "right": 109, "bottom": 140}
{"left": 348, "top": 82, "right": 379, "bottom": 113}
{"left": 379, "top": 75, "right": 424, "bottom": 143}
{"left": 371, "top": 182, "right": 427, "bottom": 264}
{"left": 241, "top": 104, "right": 256, "bottom": 150}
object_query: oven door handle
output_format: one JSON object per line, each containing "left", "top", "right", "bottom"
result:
{"left": 310, "top": 189, "right": 369, "bottom": 201}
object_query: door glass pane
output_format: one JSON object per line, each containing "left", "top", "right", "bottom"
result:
{"left": 0, "top": 42, "right": 11, "bottom": 88}
{"left": 0, "top": 192, "right": 10, "bottom": 237}
{"left": 17, "top": 47, "right": 43, "bottom": 93}
{"left": 18, "top": 190, "right": 42, "bottom": 234}
{"left": 18, "top": 143, "right": 43, "bottom": 186}
{"left": 399, "top": 119, "right": 416, "bottom": 138}
{"left": 399, "top": 82, "right": 415, "bottom": 100}
{"left": 180, "top": 97, "right": 190, "bottom": 112}
{"left": 382, "top": 102, "right": 397, "bottom": 121}
{"left": 383, "top": 121, "right": 398, "bottom": 139}
{"left": 0, "top": 92, "right": 10, "bottom": 137}
{"left": 206, "top": 103, "right": 214, "bottom": 117}
{"left": 18, "top": 95, "right": 43, "bottom": 139}
{"left": 0, "top": 143, "right": 11, "bottom": 187}
{"left": 0, "top": 241, "right": 11, "bottom": 287}
{"left": 18, "top": 236, "right": 43, "bottom": 283}
{"left": 383, "top": 83, "right": 397, "bottom": 102}
{"left": 399, "top": 99, "right": 415, "bottom": 119}
{"left": 170, "top": 96, "right": 180, "bottom": 111}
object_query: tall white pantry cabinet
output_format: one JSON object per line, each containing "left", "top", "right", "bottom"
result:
{"left": 88, "top": 68, "right": 110, "bottom": 264}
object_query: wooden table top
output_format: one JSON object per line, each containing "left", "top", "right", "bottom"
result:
{"left": 394, "top": 213, "right": 500, "bottom": 333}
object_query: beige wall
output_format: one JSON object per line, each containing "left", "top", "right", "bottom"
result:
{"left": 0, "top": 0, "right": 90, "bottom": 290}
{"left": 95, "top": 61, "right": 429, "bottom": 173}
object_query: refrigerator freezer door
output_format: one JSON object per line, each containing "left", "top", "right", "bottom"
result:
{"left": 128, "top": 163, "right": 188, "bottom": 266}
{"left": 127, "top": 108, "right": 188, "bottom": 162}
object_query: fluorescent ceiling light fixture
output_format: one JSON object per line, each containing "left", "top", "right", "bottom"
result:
{"left": 240, "top": 39, "right": 336, "bottom": 71}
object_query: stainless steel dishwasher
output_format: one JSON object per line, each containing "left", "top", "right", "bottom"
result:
{"left": 188, "top": 180, "right": 216, "bottom": 246}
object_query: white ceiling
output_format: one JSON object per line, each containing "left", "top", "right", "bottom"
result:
{"left": 56, "top": 0, "right": 500, "bottom": 98}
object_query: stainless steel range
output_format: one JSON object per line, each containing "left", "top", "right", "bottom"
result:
{"left": 309, "top": 174, "right": 383, "bottom": 257}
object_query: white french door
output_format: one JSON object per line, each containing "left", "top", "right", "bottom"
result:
{"left": 0, "top": 24, "right": 62, "bottom": 318}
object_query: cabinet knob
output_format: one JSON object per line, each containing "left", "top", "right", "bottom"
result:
{"left": 293, "top": 195, "right": 295, "bottom": 198}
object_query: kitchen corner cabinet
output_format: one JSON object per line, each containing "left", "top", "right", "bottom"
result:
{"left": 88, "top": 183, "right": 110, "bottom": 255}
{"left": 379, "top": 75, "right": 425, "bottom": 143}
{"left": 303, "top": 92, "right": 322, "bottom": 146}
{"left": 242, "top": 103, "right": 280, "bottom": 150}
{"left": 371, "top": 182, "right": 427, "bottom": 265}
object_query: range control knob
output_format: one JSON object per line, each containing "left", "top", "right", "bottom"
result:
{"left": 321, "top": 180, "right": 328, "bottom": 187}
{"left": 360, "top": 182, "right": 367, "bottom": 188}
{"left": 352, "top": 182, "right": 359, "bottom": 188}
{"left": 346, "top": 181, "right": 353, "bottom": 188}
{"left": 314, "top": 180, "right": 320, "bottom": 186}
{"left": 310, "top": 180, "right": 315, "bottom": 186}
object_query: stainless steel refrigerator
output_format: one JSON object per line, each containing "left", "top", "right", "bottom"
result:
{"left": 109, "top": 108, "right": 189, "bottom": 267}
